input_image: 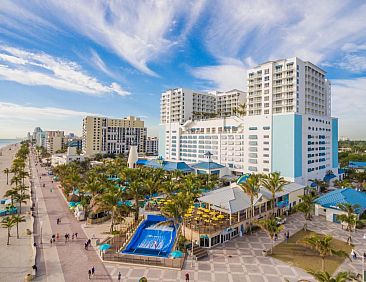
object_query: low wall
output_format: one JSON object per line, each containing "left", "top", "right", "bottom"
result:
{"left": 102, "top": 252, "right": 185, "bottom": 269}
{"left": 87, "top": 214, "right": 111, "bottom": 224}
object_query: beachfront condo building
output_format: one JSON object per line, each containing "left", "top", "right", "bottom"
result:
{"left": 145, "top": 137, "right": 159, "bottom": 156}
{"left": 45, "top": 131, "right": 65, "bottom": 154}
{"left": 82, "top": 116, "right": 147, "bottom": 157}
{"left": 159, "top": 57, "right": 338, "bottom": 185}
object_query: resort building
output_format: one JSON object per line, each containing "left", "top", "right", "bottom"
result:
{"left": 184, "top": 181, "right": 306, "bottom": 248}
{"left": 314, "top": 188, "right": 366, "bottom": 223}
{"left": 51, "top": 146, "right": 85, "bottom": 167}
{"left": 45, "top": 130, "right": 65, "bottom": 154}
{"left": 145, "top": 137, "right": 159, "bottom": 156}
{"left": 82, "top": 116, "right": 147, "bottom": 157}
{"left": 159, "top": 57, "right": 339, "bottom": 185}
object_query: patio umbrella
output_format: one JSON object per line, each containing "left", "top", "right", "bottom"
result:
{"left": 204, "top": 209, "right": 210, "bottom": 213}
{"left": 197, "top": 211, "right": 203, "bottom": 215}
{"left": 98, "top": 244, "right": 111, "bottom": 251}
{"left": 202, "top": 214, "right": 209, "bottom": 218}
{"left": 217, "top": 215, "right": 225, "bottom": 219}
{"left": 170, "top": 250, "right": 184, "bottom": 258}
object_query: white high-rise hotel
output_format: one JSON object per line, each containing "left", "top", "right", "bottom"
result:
{"left": 159, "top": 58, "right": 338, "bottom": 185}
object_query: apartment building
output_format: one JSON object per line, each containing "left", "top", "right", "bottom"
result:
{"left": 82, "top": 116, "right": 147, "bottom": 156}
{"left": 145, "top": 137, "right": 159, "bottom": 156}
{"left": 45, "top": 131, "right": 65, "bottom": 154}
{"left": 246, "top": 57, "right": 331, "bottom": 116}
{"left": 160, "top": 88, "right": 246, "bottom": 124}
{"left": 160, "top": 58, "right": 338, "bottom": 185}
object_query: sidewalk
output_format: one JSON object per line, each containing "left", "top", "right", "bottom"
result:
{"left": 31, "top": 151, "right": 111, "bottom": 281}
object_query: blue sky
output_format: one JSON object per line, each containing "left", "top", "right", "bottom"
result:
{"left": 0, "top": 0, "right": 366, "bottom": 139}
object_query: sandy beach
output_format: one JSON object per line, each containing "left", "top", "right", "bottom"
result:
{"left": 0, "top": 143, "right": 34, "bottom": 281}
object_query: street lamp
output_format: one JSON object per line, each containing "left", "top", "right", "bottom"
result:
{"left": 204, "top": 151, "right": 213, "bottom": 186}
{"left": 40, "top": 221, "right": 43, "bottom": 245}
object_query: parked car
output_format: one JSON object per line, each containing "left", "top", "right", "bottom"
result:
{"left": 275, "top": 217, "right": 286, "bottom": 226}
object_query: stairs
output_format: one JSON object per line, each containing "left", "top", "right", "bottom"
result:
{"left": 190, "top": 245, "right": 208, "bottom": 260}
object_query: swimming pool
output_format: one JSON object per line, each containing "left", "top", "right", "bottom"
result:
{"left": 122, "top": 214, "right": 176, "bottom": 257}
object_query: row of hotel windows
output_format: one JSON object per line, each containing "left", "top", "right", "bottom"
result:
{"left": 308, "top": 117, "right": 331, "bottom": 124}
{"left": 308, "top": 165, "right": 326, "bottom": 172}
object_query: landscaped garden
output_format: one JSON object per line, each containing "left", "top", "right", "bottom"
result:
{"left": 271, "top": 230, "right": 353, "bottom": 275}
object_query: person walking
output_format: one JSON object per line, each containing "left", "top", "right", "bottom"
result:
{"left": 50, "top": 238, "right": 53, "bottom": 246}
{"left": 32, "top": 264, "right": 38, "bottom": 276}
{"left": 72, "top": 233, "right": 75, "bottom": 240}
{"left": 118, "top": 272, "right": 121, "bottom": 281}
{"left": 52, "top": 234, "right": 56, "bottom": 243}
{"left": 75, "top": 232, "right": 78, "bottom": 238}
{"left": 91, "top": 266, "right": 95, "bottom": 277}
{"left": 185, "top": 272, "right": 190, "bottom": 281}
{"left": 88, "top": 269, "right": 91, "bottom": 280}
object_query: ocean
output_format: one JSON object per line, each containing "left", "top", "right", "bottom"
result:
{"left": 0, "top": 139, "right": 21, "bottom": 149}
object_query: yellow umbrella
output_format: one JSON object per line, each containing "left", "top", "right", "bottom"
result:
{"left": 202, "top": 214, "right": 209, "bottom": 218}
{"left": 204, "top": 219, "right": 210, "bottom": 223}
{"left": 194, "top": 217, "right": 200, "bottom": 221}
{"left": 212, "top": 217, "right": 218, "bottom": 221}
{"left": 210, "top": 211, "right": 217, "bottom": 215}
{"left": 184, "top": 213, "right": 192, "bottom": 218}
{"left": 204, "top": 209, "right": 210, "bottom": 213}
{"left": 217, "top": 215, "right": 225, "bottom": 219}
{"left": 197, "top": 211, "right": 203, "bottom": 215}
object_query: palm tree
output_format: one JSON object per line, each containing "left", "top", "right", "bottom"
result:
{"left": 333, "top": 179, "right": 351, "bottom": 189}
{"left": 307, "top": 270, "right": 358, "bottom": 282}
{"left": 238, "top": 174, "right": 260, "bottom": 234}
{"left": 13, "top": 192, "right": 30, "bottom": 214}
{"left": 336, "top": 203, "right": 359, "bottom": 245}
{"left": 294, "top": 193, "right": 316, "bottom": 230}
{"left": 235, "top": 103, "right": 247, "bottom": 116}
{"left": 182, "top": 174, "right": 202, "bottom": 198}
{"left": 1, "top": 216, "right": 16, "bottom": 245}
{"left": 127, "top": 180, "right": 146, "bottom": 221}
{"left": 260, "top": 172, "right": 288, "bottom": 216}
{"left": 11, "top": 215, "right": 26, "bottom": 239}
{"left": 301, "top": 235, "right": 349, "bottom": 271}
{"left": 96, "top": 185, "right": 125, "bottom": 233}
{"left": 4, "top": 188, "right": 18, "bottom": 207}
{"left": 3, "top": 168, "right": 10, "bottom": 185}
{"left": 255, "top": 218, "right": 284, "bottom": 254}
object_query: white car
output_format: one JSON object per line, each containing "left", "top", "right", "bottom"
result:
{"left": 275, "top": 217, "right": 286, "bottom": 225}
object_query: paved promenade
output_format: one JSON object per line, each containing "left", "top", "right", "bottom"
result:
{"left": 30, "top": 150, "right": 111, "bottom": 282}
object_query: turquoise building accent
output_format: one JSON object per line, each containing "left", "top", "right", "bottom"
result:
{"left": 331, "top": 118, "right": 338, "bottom": 168}
{"left": 272, "top": 114, "right": 302, "bottom": 179}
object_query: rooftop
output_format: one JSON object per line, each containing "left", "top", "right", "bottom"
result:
{"left": 314, "top": 188, "right": 366, "bottom": 213}
{"left": 191, "top": 161, "right": 225, "bottom": 170}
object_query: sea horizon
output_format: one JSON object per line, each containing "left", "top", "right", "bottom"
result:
{"left": 0, "top": 139, "right": 22, "bottom": 149}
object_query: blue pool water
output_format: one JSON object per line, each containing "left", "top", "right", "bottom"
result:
{"left": 122, "top": 215, "right": 176, "bottom": 257}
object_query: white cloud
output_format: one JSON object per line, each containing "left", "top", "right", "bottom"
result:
{"left": 0, "top": 102, "right": 102, "bottom": 138}
{"left": 336, "top": 54, "right": 366, "bottom": 73}
{"left": 0, "top": 102, "right": 96, "bottom": 120}
{"left": 332, "top": 77, "right": 366, "bottom": 139}
{"left": 0, "top": 46, "right": 129, "bottom": 96}
{"left": 1, "top": 0, "right": 206, "bottom": 76}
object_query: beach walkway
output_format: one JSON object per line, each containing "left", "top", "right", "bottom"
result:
{"left": 30, "top": 149, "right": 111, "bottom": 282}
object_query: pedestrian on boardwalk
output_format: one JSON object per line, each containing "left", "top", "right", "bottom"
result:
{"left": 84, "top": 242, "right": 88, "bottom": 250}
{"left": 57, "top": 218, "right": 59, "bottom": 224}
{"left": 72, "top": 233, "right": 74, "bottom": 240}
{"left": 87, "top": 239, "right": 91, "bottom": 246}
{"left": 52, "top": 234, "right": 55, "bottom": 243}
{"left": 91, "top": 266, "right": 95, "bottom": 276}
{"left": 64, "top": 234, "right": 68, "bottom": 243}
{"left": 88, "top": 269, "right": 91, "bottom": 280}
{"left": 50, "top": 238, "right": 53, "bottom": 246}
{"left": 32, "top": 264, "right": 37, "bottom": 275}
{"left": 118, "top": 272, "right": 121, "bottom": 281}
{"left": 185, "top": 272, "right": 190, "bottom": 281}
{"left": 75, "top": 232, "right": 78, "bottom": 238}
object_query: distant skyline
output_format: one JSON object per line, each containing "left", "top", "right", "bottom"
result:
{"left": 0, "top": 1, "right": 366, "bottom": 139}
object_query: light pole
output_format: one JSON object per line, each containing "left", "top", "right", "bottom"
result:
{"left": 204, "top": 151, "right": 213, "bottom": 187}
{"left": 40, "top": 221, "right": 43, "bottom": 245}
